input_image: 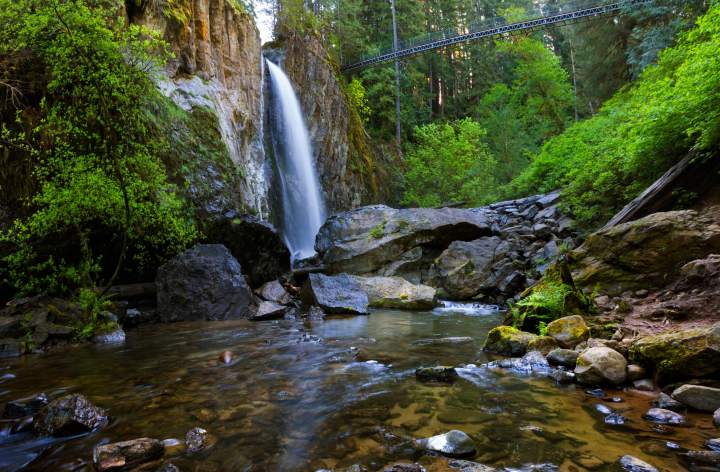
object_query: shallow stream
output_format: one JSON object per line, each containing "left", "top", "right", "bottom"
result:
{"left": 0, "top": 308, "right": 715, "bottom": 471}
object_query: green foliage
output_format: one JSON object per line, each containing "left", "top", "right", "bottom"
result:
{"left": 402, "top": 118, "right": 496, "bottom": 207}
{"left": 503, "top": 1, "right": 720, "bottom": 229}
{"left": 0, "top": 0, "right": 197, "bottom": 298}
{"left": 74, "top": 288, "right": 115, "bottom": 341}
{"left": 345, "top": 78, "right": 371, "bottom": 125}
{"left": 369, "top": 222, "right": 385, "bottom": 239}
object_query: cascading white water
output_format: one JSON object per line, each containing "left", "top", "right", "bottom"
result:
{"left": 266, "top": 60, "right": 326, "bottom": 262}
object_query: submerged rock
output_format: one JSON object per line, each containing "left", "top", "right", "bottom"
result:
{"left": 156, "top": 244, "right": 253, "bottom": 322}
{"left": 416, "top": 430, "right": 476, "bottom": 457}
{"left": 574, "top": 347, "right": 627, "bottom": 385}
{"left": 3, "top": 393, "right": 48, "bottom": 419}
{"left": 618, "top": 455, "right": 658, "bottom": 472}
{"left": 629, "top": 323, "right": 720, "bottom": 383}
{"left": 483, "top": 326, "right": 537, "bottom": 357}
{"left": 93, "top": 437, "right": 164, "bottom": 472}
{"left": 415, "top": 366, "right": 458, "bottom": 383}
{"left": 672, "top": 384, "right": 720, "bottom": 412}
{"left": 642, "top": 408, "right": 686, "bottom": 425}
{"left": 34, "top": 394, "right": 108, "bottom": 436}
{"left": 546, "top": 315, "right": 590, "bottom": 349}
{"left": 301, "top": 273, "right": 369, "bottom": 315}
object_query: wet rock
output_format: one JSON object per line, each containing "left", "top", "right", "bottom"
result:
{"left": 680, "top": 451, "right": 720, "bottom": 468}
{"left": 218, "top": 351, "right": 233, "bottom": 365}
{"left": 93, "top": 327, "right": 126, "bottom": 344}
{"left": 714, "top": 408, "right": 720, "bottom": 427}
{"left": 707, "top": 438, "right": 720, "bottom": 452}
{"left": 3, "top": 393, "right": 48, "bottom": 418}
{"left": 447, "top": 459, "right": 498, "bottom": 471}
{"left": 0, "top": 338, "right": 22, "bottom": 358}
{"left": 482, "top": 326, "right": 537, "bottom": 356}
{"left": 157, "top": 464, "right": 180, "bottom": 472}
{"left": 627, "top": 364, "right": 646, "bottom": 382}
{"left": 632, "top": 379, "right": 656, "bottom": 392}
{"left": 652, "top": 392, "right": 685, "bottom": 412}
{"left": 383, "top": 463, "right": 426, "bottom": 472}
{"left": 93, "top": 437, "right": 164, "bottom": 471}
{"left": 255, "top": 280, "right": 292, "bottom": 305}
{"left": 619, "top": 455, "right": 658, "bottom": 472}
{"left": 415, "top": 430, "right": 476, "bottom": 457}
{"left": 301, "top": 273, "right": 369, "bottom": 315}
{"left": 546, "top": 348, "right": 579, "bottom": 368}
{"left": 156, "top": 244, "right": 253, "bottom": 322}
{"left": 34, "top": 394, "right": 108, "bottom": 436}
{"left": 415, "top": 367, "right": 458, "bottom": 383}
{"left": 413, "top": 337, "right": 473, "bottom": 346}
{"left": 672, "top": 384, "right": 720, "bottom": 412}
{"left": 526, "top": 336, "right": 559, "bottom": 356}
{"left": 546, "top": 315, "right": 590, "bottom": 349}
{"left": 351, "top": 275, "right": 437, "bottom": 310}
{"left": 251, "top": 300, "right": 287, "bottom": 321}
{"left": 629, "top": 322, "right": 720, "bottom": 383}
{"left": 605, "top": 413, "right": 626, "bottom": 425}
{"left": 575, "top": 347, "right": 627, "bottom": 385}
{"left": 185, "top": 427, "right": 211, "bottom": 454}
{"left": 642, "top": 408, "right": 686, "bottom": 425}
{"left": 308, "top": 305, "right": 326, "bottom": 320}
{"left": 550, "top": 369, "right": 575, "bottom": 384}
{"left": 205, "top": 213, "right": 290, "bottom": 287}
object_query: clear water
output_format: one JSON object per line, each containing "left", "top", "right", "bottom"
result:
{"left": 0, "top": 309, "right": 714, "bottom": 471}
{"left": 267, "top": 60, "right": 326, "bottom": 262}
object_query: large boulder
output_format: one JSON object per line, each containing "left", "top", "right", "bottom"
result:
{"left": 34, "top": 394, "right": 108, "bottom": 436}
{"left": 156, "top": 244, "right": 254, "bottom": 322}
{"left": 351, "top": 275, "right": 436, "bottom": 310}
{"left": 570, "top": 207, "right": 720, "bottom": 296}
{"left": 629, "top": 323, "right": 720, "bottom": 383}
{"left": 301, "top": 273, "right": 369, "bottom": 315}
{"left": 205, "top": 212, "right": 291, "bottom": 287}
{"left": 671, "top": 385, "right": 720, "bottom": 412}
{"left": 574, "top": 347, "right": 627, "bottom": 385}
{"left": 430, "top": 237, "right": 518, "bottom": 300}
{"left": 315, "top": 205, "right": 494, "bottom": 276}
{"left": 546, "top": 315, "right": 590, "bottom": 349}
{"left": 482, "top": 326, "right": 538, "bottom": 356}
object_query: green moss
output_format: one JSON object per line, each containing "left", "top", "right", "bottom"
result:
{"left": 369, "top": 222, "right": 386, "bottom": 240}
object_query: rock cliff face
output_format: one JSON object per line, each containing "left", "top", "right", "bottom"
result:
{"left": 279, "top": 32, "right": 395, "bottom": 213}
{"left": 129, "top": 0, "right": 269, "bottom": 217}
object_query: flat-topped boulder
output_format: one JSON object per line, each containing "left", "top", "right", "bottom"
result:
{"left": 351, "top": 275, "right": 436, "bottom": 310}
{"left": 483, "top": 326, "right": 538, "bottom": 357}
{"left": 315, "top": 205, "right": 494, "bottom": 276}
{"left": 672, "top": 385, "right": 720, "bottom": 412}
{"left": 301, "top": 273, "right": 369, "bottom": 315}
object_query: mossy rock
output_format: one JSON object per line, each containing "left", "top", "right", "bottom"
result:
{"left": 527, "top": 336, "right": 560, "bottom": 356}
{"left": 546, "top": 315, "right": 590, "bottom": 349}
{"left": 483, "top": 326, "right": 538, "bottom": 357}
{"left": 629, "top": 323, "right": 720, "bottom": 384}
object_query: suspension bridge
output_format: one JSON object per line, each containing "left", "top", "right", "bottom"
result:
{"left": 341, "top": 0, "right": 654, "bottom": 72}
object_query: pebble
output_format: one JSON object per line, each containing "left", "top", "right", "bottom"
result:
{"left": 218, "top": 351, "right": 233, "bottom": 365}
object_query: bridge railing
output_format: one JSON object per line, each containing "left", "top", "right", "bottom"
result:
{"left": 342, "top": 0, "right": 653, "bottom": 71}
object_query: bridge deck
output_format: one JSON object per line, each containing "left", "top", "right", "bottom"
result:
{"left": 341, "top": 0, "right": 653, "bottom": 72}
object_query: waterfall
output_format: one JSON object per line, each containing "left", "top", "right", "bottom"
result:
{"left": 266, "top": 60, "right": 326, "bottom": 262}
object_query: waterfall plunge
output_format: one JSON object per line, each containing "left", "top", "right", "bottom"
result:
{"left": 266, "top": 60, "right": 326, "bottom": 262}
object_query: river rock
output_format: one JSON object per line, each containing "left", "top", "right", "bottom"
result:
{"left": 482, "top": 326, "right": 537, "bottom": 356}
{"left": 383, "top": 464, "right": 426, "bottom": 472}
{"left": 351, "top": 275, "right": 436, "bottom": 310}
{"left": 642, "top": 408, "right": 686, "bottom": 425}
{"left": 680, "top": 451, "right": 720, "bottom": 468}
{"left": 93, "top": 327, "right": 126, "bottom": 344}
{"left": 157, "top": 464, "right": 180, "bottom": 472}
{"left": 185, "top": 427, "right": 211, "bottom": 453}
{"left": 629, "top": 323, "right": 720, "bottom": 383}
{"left": 415, "top": 366, "right": 458, "bottom": 383}
{"left": 652, "top": 393, "right": 685, "bottom": 412}
{"left": 619, "top": 455, "right": 658, "bottom": 472}
{"left": 156, "top": 244, "right": 253, "bottom": 322}
{"left": 255, "top": 280, "right": 292, "bottom": 305}
{"left": 672, "top": 385, "right": 720, "bottom": 411}
{"left": 204, "top": 213, "right": 291, "bottom": 287}
{"left": 251, "top": 300, "right": 287, "bottom": 321}
{"left": 714, "top": 408, "right": 720, "bottom": 427}
{"left": 446, "top": 459, "right": 498, "bottom": 471}
{"left": 301, "top": 273, "right": 369, "bottom": 315}
{"left": 34, "top": 394, "right": 108, "bottom": 436}
{"left": 415, "top": 430, "right": 476, "bottom": 457}
{"left": 3, "top": 393, "right": 48, "bottom": 418}
{"left": 93, "top": 437, "right": 164, "bottom": 471}
{"left": 627, "top": 364, "right": 647, "bottom": 382}
{"left": 430, "top": 237, "right": 515, "bottom": 300}
{"left": 527, "top": 336, "right": 559, "bottom": 356}
{"left": 707, "top": 439, "right": 720, "bottom": 452}
{"left": 574, "top": 347, "right": 627, "bottom": 385}
{"left": 315, "top": 205, "right": 494, "bottom": 276}
{"left": 546, "top": 315, "right": 590, "bottom": 348}
{"left": 632, "top": 379, "right": 656, "bottom": 392}
{"left": 547, "top": 348, "right": 579, "bottom": 368}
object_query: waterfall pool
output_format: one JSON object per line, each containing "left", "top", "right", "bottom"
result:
{"left": 0, "top": 309, "right": 713, "bottom": 471}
